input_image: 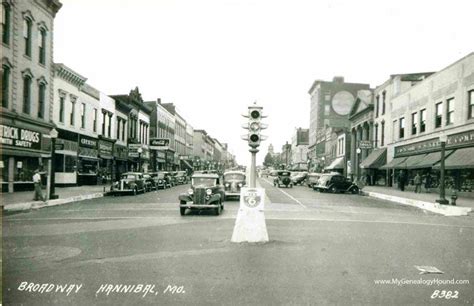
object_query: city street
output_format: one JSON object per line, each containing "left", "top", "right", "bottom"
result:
{"left": 3, "top": 179, "right": 473, "bottom": 305}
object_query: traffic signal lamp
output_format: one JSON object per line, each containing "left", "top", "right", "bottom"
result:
{"left": 242, "top": 104, "right": 267, "bottom": 148}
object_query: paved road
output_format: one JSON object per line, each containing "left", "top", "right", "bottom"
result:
{"left": 2, "top": 179, "right": 473, "bottom": 305}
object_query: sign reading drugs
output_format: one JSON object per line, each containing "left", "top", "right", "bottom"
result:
{"left": 0, "top": 124, "right": 42, "bottom": 150}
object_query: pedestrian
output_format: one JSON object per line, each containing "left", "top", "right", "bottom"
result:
{"left": 32, "top": 169, "right": 46, "bottom": 202}
{"left": 414, "top": 172, "right": 422, "bottom": 193}
{"left": 398, "top": 170, "right": 406, "bottom": 192}
{"left": 424, "top": 172, "right": 432, "bottom": 193}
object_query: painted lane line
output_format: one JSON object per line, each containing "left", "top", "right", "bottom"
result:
{"left": 261, "top": 178, "right": 307, "bottom": 209}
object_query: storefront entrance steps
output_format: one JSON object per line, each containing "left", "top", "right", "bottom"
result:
{"left": 362, "top": 186, "right": 473, "bottom": 217}
{"left": 1, "top": 185, "right": 108, "bottom": 212}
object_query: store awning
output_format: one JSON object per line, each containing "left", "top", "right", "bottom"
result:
{"left": 409, "top": 150, "right": 453, "bottom": 169}
{"left": 397, "top": 154, "right": 428, "bottom": 169}
{"left": 433, "top": 147, "right": 474, "bottom": 169}
{"left": 380, "top": 156, "right": 408, "bottom": 169}
{"left": 0, "top": 147, "right": 47, "bottom": 158}
{"left": 325, "top": 156, "right": 344, "bottom": 170}
{"left": 360, "top": 148, "right": 387, "bottom": 169}
{"left": 180, "top": 159, "right": 193, "bottom": 170}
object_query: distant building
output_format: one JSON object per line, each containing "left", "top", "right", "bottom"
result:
{"left": 291, "top": 128, "right": 309, "bottom": 170}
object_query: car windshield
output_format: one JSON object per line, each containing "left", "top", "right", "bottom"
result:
{"left": 192, "top": 178, "right": 216, "bottom": 187}
{"left": 224, "top": 173, "right": 245, "bottom": 181}
{"left": 121, "top": 174, "right": 136, "bottom": 180}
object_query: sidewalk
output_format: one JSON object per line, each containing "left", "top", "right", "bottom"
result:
{"left": 1, "top": 185, "right": 109, "bottom": 212}
{"left": 362, "top": 186, "right": 473, "bottom": 216}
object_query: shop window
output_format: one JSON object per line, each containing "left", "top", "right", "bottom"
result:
{"left": 65, "top": 155, "right": 77, "bottom": 172}
{"left": 2, "top": 64, "right": 10, "bottom": 108}
{"left": 23, "top": 75, "right": 32, "bottom": 114}
{"left": 420, "top": 109, "right": 426, "bottom": 132}
{"left": 435, "top": 102, "right": 442, "bottom": 128}
{"left": 468, "top": 90, "right": 474, "bottom": 119}
{"left": 23, "top": 18, "right": 32, "bottom": 57}
{"left": 80, "top": 103, "right": 86, "bottom": 128}
{"left": 59, "top": 96, "right": 65, "bottom": 122}
{"left": 38, "top": 28, "right": 46, "bottom": 65}
{"left": 2, "top": 3, "right": 11, "bottom": 45}
{"left": 411, "top": 112, "right": 417, "bottom": 135}
{"left": 38, "top": 83, "right": 46, "bottom": 118}
{"left": 1, "top": 156, "right": 8, "bottom": 181}
{"left": 14, "top": 157, "right": 39, "bottom": 182}
{"left": 445, "top": 97, "right": 454, "bottom": 125}
{"left": 54, "top": 154, "right": 64, "bottom": 172}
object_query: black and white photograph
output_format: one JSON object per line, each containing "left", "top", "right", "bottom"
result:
{"left": 1, "top": 0, "right": 474, "bottom": 305}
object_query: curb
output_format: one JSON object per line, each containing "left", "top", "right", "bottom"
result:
{"left": 4, "top": 192, "right": 105, "bottom": 212}
{"left": 362, "top": 191, "right": 472, "bottom": 216}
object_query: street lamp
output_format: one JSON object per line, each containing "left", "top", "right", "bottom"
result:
{"left": 321, "top": 156, "right": 326, "bottom": 173}
{"left": 49, "top": 128, "right": 59, "bottom": 200}
{"left": 436, "top": 134, "right": 449, "bottom": 205}
{"left": 356, "top": 148, "right": 361, "bottom": 180}
{"left": 137, "top": 147, "right": 143, "bottom": 172}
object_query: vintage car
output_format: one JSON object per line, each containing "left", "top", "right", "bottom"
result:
{"left": 313, "top": 173, "right": 359, "bottom": 194}
{"left": 162, "top": 171, "right": 175, "bottom": 187}
{"left": 291, "top": 171, "right": 308, "bottom": 185}
{"left": 142, "top": 174, "right": 157, "bottom": 192}
{"left": 110, "top": 172, "right": 146, "bottom": 195}
{"left": 222, "top": 171, "right": 246, "bottom": 200}
{"left": 306, "top": 172, "right": 323, "bottom": 188}
{"left": 178, "top": 173, "right": 225, "bottom": 216}
{"left": 175, "top": 171, "right": 188, "bottom": 185}
{"left": 273, "top": 171, "right": 293, "bottom": 188}
{"left": 148, "top": 172, "right": 171, "bottom": 189}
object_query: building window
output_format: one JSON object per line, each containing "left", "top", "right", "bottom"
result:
{"left": 435, "top": 102, "right": 442, "bottom": 128}
{"left": 22, "top": 76, "right": 32, "bottom": 114}
{"left": 374, "top": 124, "right": 378, "bottom": 148}
{"left": 2, "top": 65, "right": 10, "bottom": 107}
{"left": 38, "top": 83, "right": 46, "bottom": 118}
{"left": 102, "top": 111, "right": 106, "bottom": 135}
{"left": 469, "top": 90, "right": 474, "bottom": 119}
{"left": 80, "top": 103, "right": 86, "bottom": 128}
{"left": 375, "top": 95, "right": 379, "bottom": 118}
{"left": 399, "top": 118, "right": 405, "bottom": 139}
{"left": 70, "top": 100, "right": 75, "bottom": 125}
{"left": 381, "top": 122, "right": 385, "bottom": 146}
{"left": 122, "top": 120, "right": 126, "bottom": 141}
{"left": 116, "top": 118, "right": 120, "bottom": 139}
{"left": 93, "top": 108, "right": 97, "bottom": 132}
{"left": 2, "top": 3, "right": 11, "bottom": 45}
{"left": 420, "top": 109, "right": 426, "bottom": 132}
{"left": 446, "top": 97, "right": 454, "bottom": 125}
{"left": 108, "top": 114, "right": 112, "bottom": 137}
{"left": 38, "top": 28, "right": 46, "bottom": 65}
{"left": 23, "top": 18, "right": 32, "bottom": 57}
{"left": 59, "top": 96, "right": 65, "bottom": 122}
{"left": 382, "top": 91, "right": 386, "bottom": 115}
{"left": 411, "top": 112, "right": 417, "bottom": 135}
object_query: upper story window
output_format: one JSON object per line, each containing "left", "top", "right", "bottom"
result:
{"left": 469, "top": 90, "right": 474, "bottom": 119}
{"left": 420, "top": 108, "right": 426, "bottom": 133}
{"left": 38, "top": 28, "right": 47, "bottom": 65}
{"left": 446, "top": 97, "right": 454, "bottom": 125}
{"left": 102, "top": 111, "right": 106, "bottom": 135}
{"left": 399, "top": 117, "right": 405, "bottom": 139}
{"left": 2, "top": 64, "right": 10, "bottom": 108}
{"left": 2, "top": 3, "right": 11, "bottom": 45}
{"left": 23, "top": 18, "right": 32, "bottom": 57}
{"left": 374, "top": 124, "right": 378, "bottom": 148}
{"left": 382, "top": 91, "right": 386, "bottom": 115}
{"left": 38, "top": 83, "right": 46, "bottom": 119}
{"left": 107, "top": 113, "right": 112, "bottom": 137}
{"left": 381, "top": 121, "right": 385, "bottom": 146}
{"left": 22, "top": 75, "right": 32, "bottom": 114}
{"left": 411, "top": 112, "right": 417, "bottom": 135}
{"left": 375, "top": 95, "right": 379, "bottom": 117}
{"left": 435, "top": 102, "right": 443, "bottom": 128}
{"left": 69, "top": 96, "right": 76, "bottom": 126}
{"left": 59, "top": 94, "right": 65, "bottom": 123}
{"left": 80, "top": 103, "right": 86, "bottom": 128}
{"left": 93, "top": 108, "right": 97, "bottom": 132}
{"left": 122, "top": 120, "right": 126, "bottom": 141}
{"left": 116, "top": 117, "right": 121, "bottom": 139}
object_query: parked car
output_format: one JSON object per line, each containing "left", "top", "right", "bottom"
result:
{"left": 175, "top": 171, "right": 188, "bottom": 185}
{"left": 178, "top": 173, "right": 225, "bottom": 216}
{"left": 142, "top": 174, "right": 157, "bottom": 192}
{"left": 313, "top": 173, "right": 359, "bottom": 194}
{"left": 222, "top": 170, "right": 246, "bottom": 200}
{"left": 162, "top": 171, "right": 175, "bottom": 187}
{"left": 306, "top": 172, "right": 323, "bottom": 188}
{"left": 273, "top": 171, "right": 293, "bottom": 188}
{"left": 110, "top": 172, "right": 146, "bottom": 195}
{"left": 291, "top": 171, "right": 308, "bottom": 185}
{"left": 149, "top": 172, "right": 171, "bottom": 189}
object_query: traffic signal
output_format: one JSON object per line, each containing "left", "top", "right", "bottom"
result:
{"left": 242, "top": 104, "right": 267, "bottom": 148}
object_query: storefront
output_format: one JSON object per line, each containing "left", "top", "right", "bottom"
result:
{"left": 98, "top": 137, "right": 115, "bottom": 184}
{"left": 383, "top": 129, "right": 474, "bottom": 194}
{"left": 78, "top": 135, "right": 99, "bottom": 185}
{"left": 165, "top": 151, "right": 175, "bottom": 171}
{"left": 128, "top": 143, "right": 149, "bottom": 172}
{"left": 54, "top": 136, "right": 78, "bottom": 186}
{"left": 156, "top": 151, "right": 166, "bottom": 171}
{"left": 0, "top": 119, "right": 52, "bottom": 192}
{"left": 359, "top": 148, "right": 387, "bottom": 186}
{"left": 113, "top": 144, "right": 128, "bottom": 181}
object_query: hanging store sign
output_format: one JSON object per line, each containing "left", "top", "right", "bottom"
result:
{"left": 0, "top": 124, "right": 42, "bottom": 150}
{"left": 98, "top": 140, "right": 113, "bottom": 159}
{"left": 149, "top": 138, "right": 170, "bottom": 150}
{"left": 358, "top": 140, "right": 373, "bottom": 149}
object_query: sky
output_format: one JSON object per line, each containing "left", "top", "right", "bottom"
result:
{"left": 54, "top": 0, "right": 474, "bottom": 166}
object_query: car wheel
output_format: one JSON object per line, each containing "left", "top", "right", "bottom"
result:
{"left": 180, "top": 207, "right": 186, "bottom": 216}
{"left": 330, "top": 186, "right": 337, "bottom": 193}
{"left": 351, "top": 187, "right": 359, "bottom": 194}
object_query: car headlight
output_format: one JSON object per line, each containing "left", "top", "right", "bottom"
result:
{"left": 206, "top": 189, "right": 212, "bottom": 195}
{"left": 238, "top": 183, "right": 243, "bottom": 187}
{"left": 225, "top": 183, "right": 230, "bottom": 187}
{"left": 187, "top": 189, "right": 193, "bottom": 195}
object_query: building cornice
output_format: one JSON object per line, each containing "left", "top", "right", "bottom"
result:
{"left": 54, "top": 63, "right": 87, "bottom": 87}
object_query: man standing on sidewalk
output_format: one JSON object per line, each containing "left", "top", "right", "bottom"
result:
{"left": 414, "top": 172, "right": 422, "bottom": 193}
{"left": 33, "top": 169, "right": 46, "bottom": 202}
{"left": 398, "top": 171, "right": 406, "bottom": 192}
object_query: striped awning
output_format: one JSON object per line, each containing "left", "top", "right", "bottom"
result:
{"left": 360, "top": 148, "right": 387, "bottom": 169}
{"left": 380, "top": 156, "right": 407, "bottom": 169}
{"left": 433, "top": 147, "right": 474, "bottom": 169}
